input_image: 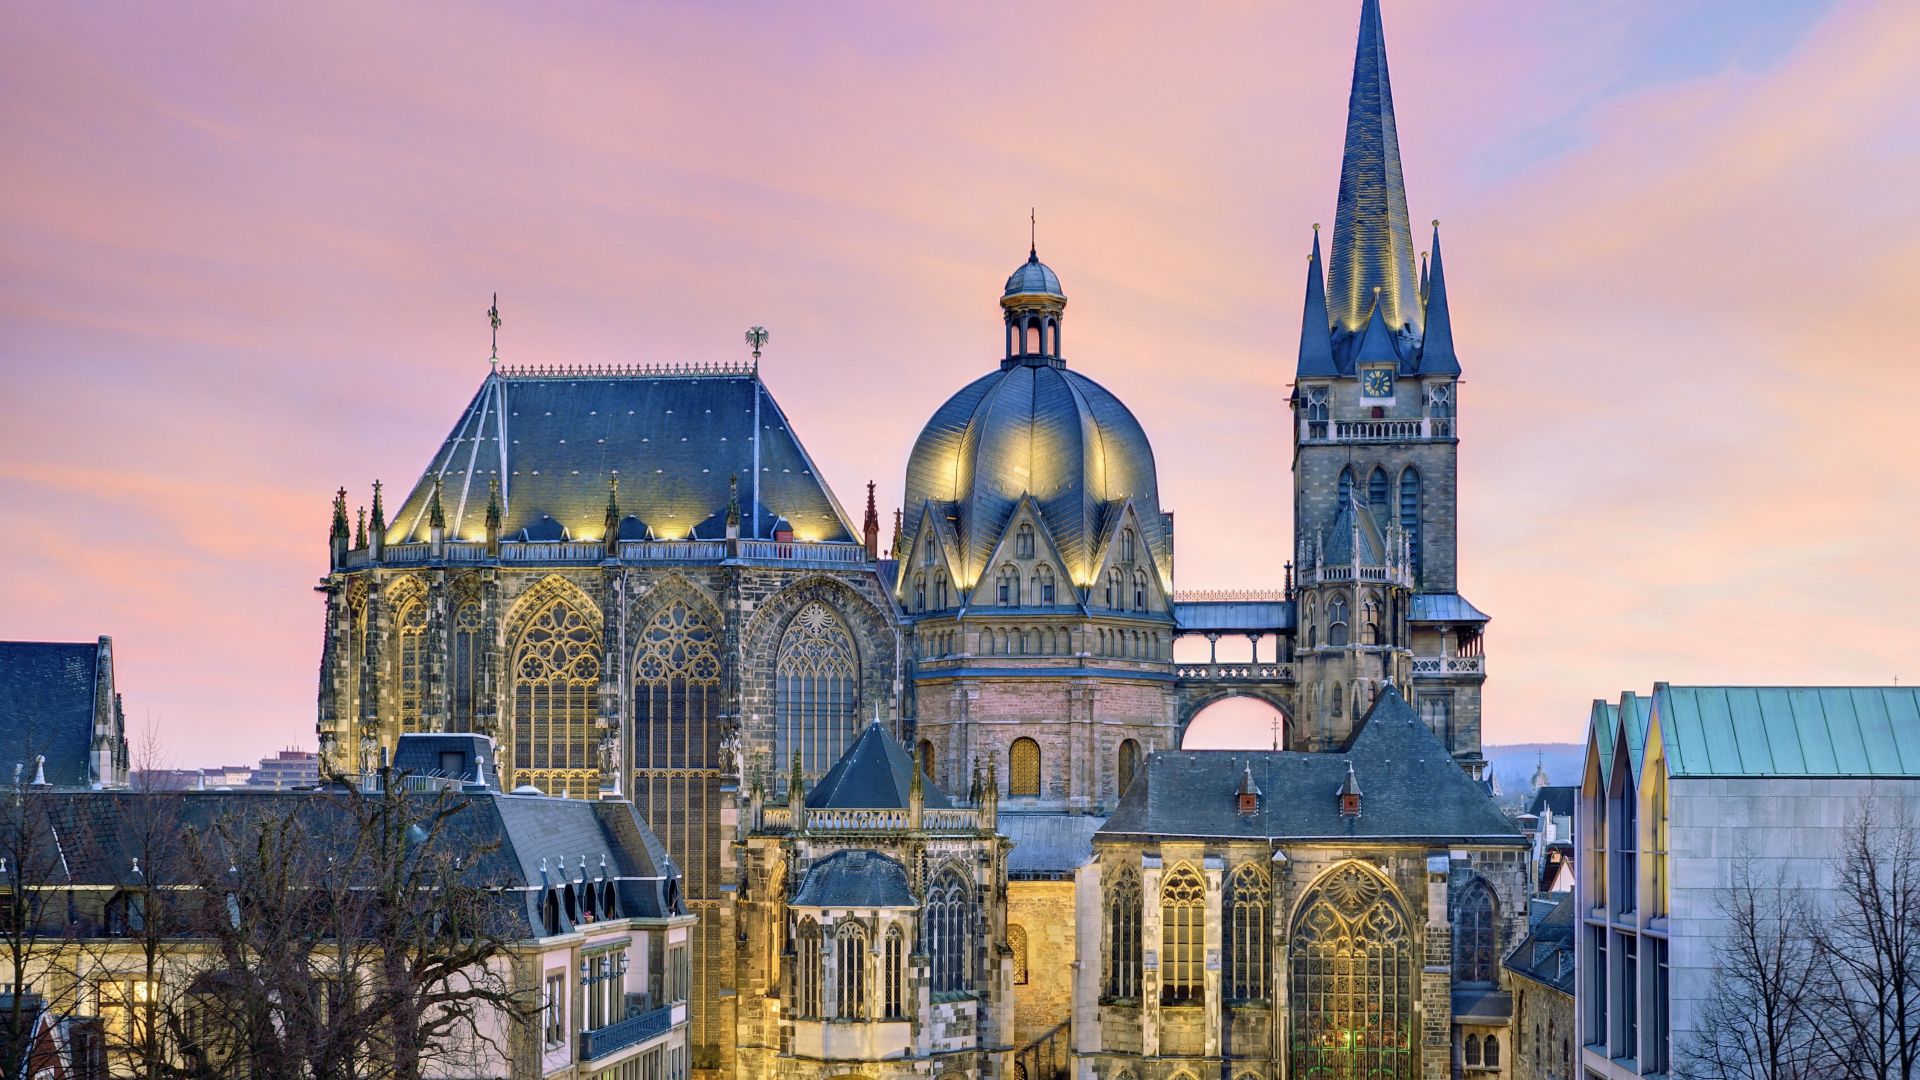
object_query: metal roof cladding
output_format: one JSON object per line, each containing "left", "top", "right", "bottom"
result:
{"left": 386, "top": 369, "right": 858, "bottom": 544}
{"left": 1592, "top": 685, "right": 1920, "bottom": 784}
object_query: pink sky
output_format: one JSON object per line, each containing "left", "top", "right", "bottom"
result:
{"left": 3, "top": 1, "right": 1918, "bottom": 767}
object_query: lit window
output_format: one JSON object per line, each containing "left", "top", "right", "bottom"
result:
{"left": 1453, "top": 880, "right": 1498, "bottom": 984}
{"left": 1010, "top": 738, "right": 1041, "bottom": 797}
{"left": 836, "top": 920, "right": 869, "bottom": 1019}
{"left": 1228, "top": 863, "right": 1270, "bottom": 1002}
{"left": 1290, "top": 863, "right": 1415, "bottom": 1080}
{"left": 1161, "top": 864, "right": 1206, "bottom": 1005}
{"left": 1103, "top": 867, "right": 1142, "bottom": 1000}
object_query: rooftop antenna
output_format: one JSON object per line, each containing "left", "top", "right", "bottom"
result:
{"left": 487, "top": 293, "right": 502, "bottom": 368}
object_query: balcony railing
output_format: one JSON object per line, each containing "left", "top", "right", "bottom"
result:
{"left": 579, "top": 1003, "right": 676, "bottom": 1062}
{"left": 753, "top": 804, "right": 986, "bottom": 834}
{"left": 1174, "top": 663, "right": 1296, "bottom": 683}
{"left": 336, "top": 538, "right": 867, "bottom": 570}
{"left": 1301, "top": 416, "right": 1453, "bottom": 444}
{"left": 1412, "top": 655, "right": 1486, "bottom": 676}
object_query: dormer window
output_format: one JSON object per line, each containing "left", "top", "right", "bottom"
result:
{"left": 1239, "top": 791, "right": 1258, "bottom": 814}
{"left": 1338, "top": 763, "right": 1363, "bottom": 817}
{"left": 1017, "top": 523, "right": 1035, "bottom": 559}
{"left": 1120, "top": 529, "right": 1136, "bottom": 563}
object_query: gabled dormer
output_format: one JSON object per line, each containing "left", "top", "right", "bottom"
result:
{"left": 1086, "top": 500, "right": 1170, "bottom": 616}
{"left": 974, "top": 495, "right": 1077, "bottom": 611}
{"left": 897, "top": 502, "right": 964, "bottom": 615}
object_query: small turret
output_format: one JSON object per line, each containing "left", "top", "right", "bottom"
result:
{"left": 789, "top": 752, "right": 807, "bottom": 832}
{"left": 1338, "top": 762, "right": 1363, "bottom": 817}
{"left": 329, "top": 488, "right": 350, "bottom": 568}
{"left": 1236, "top": 761, "right": 1262, "bottom": 816}
{"left": 982, "top": 758, "right": 999, "bottom": 829}
{"left": 725, "top": 474, "right": 741, "bottom": 541}
{"left": 862, "top": 481, "right": 880, "bottom": 561}
{"left": 427, "top": 476, "right": 447, "bottom": 556}
{"left": 354, "top": 506, "right": 367, "bottom": 551}
{"left": 369, "top": 480, "right": 387, "bottom": 561}
{"left": 890, "top": 508, "right": 903, "bottom": 559}
{"left": 1297, "top": 225, "right": 1337, "bottom": 377}
{"left": 909, "top": 742, "right": 925, "bottom": 830}
{"left": 603, "top": 477, "right": 621, "bottom": 560}
{"left": 484, "top": 476, "right": 502, "bottom": 557}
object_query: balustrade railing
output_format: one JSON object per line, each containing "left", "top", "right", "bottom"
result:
{"left": 334, "top": 537, "right": 865, "bottom": 570}
{"left": 1412, "top": 655, "right": 1486, "bottom": 676}
{"left": 737, "top": 540, "right": 867, "bottom": 563}
{"left": 754, "top": 804, "right": 983, "bottom": 833}
{"left": 1174, "top": 663, "right": 1296, "bottom": 683}
{"left": 579, "top": 1003, "right": 676, "bottom": 1061}
{"left": 1300, "top": 416, "right": 1454, "bottom": 444}
{"left": 1172, "top": 588, "right": 1289, "bottom": 603}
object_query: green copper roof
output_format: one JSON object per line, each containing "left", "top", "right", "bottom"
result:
{"left": 1657, "top": 685, "right": 1920, "bottom": 778}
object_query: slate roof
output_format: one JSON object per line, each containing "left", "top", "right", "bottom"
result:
{"left": 1003, "top": 249, "right": 1065, "bottom": 299}
{"left": 1408, "top": 592, "right": 1490, "bottom": 624}
{"left": 1503, "top": 892, "right": 1575, "bottom": 995}
{"left": 1002, "top": 812, "right": 1104, "bottom": 878}
{"left": 792, "top": 849, "right": 916, "bottom": 908}
{"left": 1101, "top": 687, "right": 1522, "bottom": 844}
{"left": 386, "top": 370, "right": 858, "bottom": 546}
{"left": 1327, "top": 0, "right": 1420, "bottom": 340}
{"left": 1526, "top": 785, "right": 1576, "bottom": 820}
{"left": 1172, "top": 600, "right": 1294, "bottom": 634}
{"left": 391, "top": 732, "right": 499, "bottom": 790}
{"left": 23, "top": 789, "right": 683, "bottom": 938}
{"left": 806, "top": 720, "right": 953, "bottom": 810}
{"left": 1322, "top": 496, "right": 1385, "bottom": 566}
{"left": 0, "top": 641, "right": 105, "bottom": 788}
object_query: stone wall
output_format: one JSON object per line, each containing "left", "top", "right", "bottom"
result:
{"left": 1509, "top": 975, "right": 1574, "bottom": 1080}
{"left": 1008, "top": 879, "right": 1076, "bottom": 1047}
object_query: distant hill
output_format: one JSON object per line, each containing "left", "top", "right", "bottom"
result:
{"left": 1486, "top": 743, "right": 1584, "bottom": 805}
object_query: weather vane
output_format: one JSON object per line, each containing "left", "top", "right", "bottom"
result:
{"left": 487, "top": 293, "right": 502, "bottom": 366}
{"left": 744, "top": 326, "right": 769, "bottom": 369}
{"left": 1029, "top": 206, "right": 1036, "bottom": 253}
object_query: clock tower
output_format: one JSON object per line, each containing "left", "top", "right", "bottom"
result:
{"left": 1289, "top": 0, "right": 1488, "bottom": 766}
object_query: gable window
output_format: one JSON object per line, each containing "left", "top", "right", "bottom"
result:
{"left": 1033, "top": 564, "right": 1056, "bottom": 605}
{"left": 1120, "top": 529, "right": 1136, "bottom": 563}
{"left": 998, "top": 564, "right": 1019, "bottom": 606}
{"left": 914, "top": 575, "right": 926, "bottom": 612}
{"left": 1017, "top": 523, "right": 1035, "bottom": 558}
{"left": 1133, "top": 570, "right": 1148, "bottom": 612}
{"left": 935, "top": 572, "right": 948, "bottom": 610}
{"left": 1106, "top": 569, "right": 1123, "bottom": 609}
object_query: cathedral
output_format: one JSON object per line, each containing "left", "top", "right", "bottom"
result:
{"left": 312, "top": 2, "right": 1518, "bottom": 1077}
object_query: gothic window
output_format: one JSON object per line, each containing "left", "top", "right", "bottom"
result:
{"left": 1104, "top": 867, "right": 1142, "bottom": 1000}
{"left": 1368, "top": 466, "right": 1390, "bottom": 519}
{"left": 922, "top": 539, "right": 935, "bottom": 567}
{"left": 345, "top": 583, "right": 368, "bottom": 732}
{"left": 1399, "top": 467, "right": 1422, "bottom": 583}
{"left": 1327, "top": 596, "right": 1349, "bottom": 648}
{"left": 451, "top": 599, "right": 483, "bottom": 732}
{"left": 1107, "top": 569, "right": 1123, "bottom": 609}
{"left": 1228, "top": 863, "right": 1270, "bottom": 1002}
{"left": 998, "top": 564, "right": 1020, "bottom": 606}
{"left": 1009, "top": 738, "right": 1041, "bottom": 797}
{"left": 1307, "top": 386, "right": 1329, "bottom": 422}
{"left": 508, "top": 580, "right": 603, "bottom": 799}
{"left": 1161, "top": 864, "right": 1205, "bottom": 1005}
{"left": 1420, "top": 694, "right": 1452, "bottom": 744}
{"left": 922, "top": 867, "right": 971, "bottom": 995}
{"left": 1033, "top": 563, "right": 1056, "bottom": 605}
{"left": 1485, "top": 1035, "right": 1501, "bottom": 1068}
{"left": 1009, "top": 923, "right": 1029, "bottom": 985}
{"left": 1017, "top": 523, "right": 1035, "bottom": 559}
{"left": 884, "top": 926, "right": 906, "bottom": 1018}
{"left": 395, "top": 593, "right": 428, "bottom": 734}
{"left": 1362, "top": 597, "right": 1381, "bottom": 646}
{"left": 1120, "top": 528, "right": 1136, "bottom": 563}
{"left": 918, "top": 739, "right": 937, "bottom": 783}
{"left": 935, "top": 572, "right": 949, "bottom": 610}
{"left": 1454, "top": 879, "right": 1498, "bottom": 984}
{"left": 1117, "top": 739, "right": 1140, "bottom": 797}
{"left": 1425, "top": 382, "right": 1452, "bottom": 418}
{"left": 914, "top": 575, "right": 926, "bottom": 612}
{"left": 775, "top": 601, "right": 859, "bottom": 784}
{"left": 1465, "top": 1034, "right": 1481, "bottom": 1067}
{"left": 1289, "top": 862, "right": 1416, "bottom": 1080}
{"left": 795, "top": 918, "right": 822, "bottom": 1018}
{"left": 836, "top": 920, "right": 869, "bottom": 1019}
{"left": 1338, "top": 465, "right": 1354, "bottom": 506}
{"left": 1133, "top": 570, "right": 1149, "bottom": 612}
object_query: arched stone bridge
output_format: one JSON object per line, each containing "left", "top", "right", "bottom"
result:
{"left": 1171, "top": 591, "right": 1299, "bottom": 744}
{"left": 1174, "top": 663, "right": 1296, "bottom": 744}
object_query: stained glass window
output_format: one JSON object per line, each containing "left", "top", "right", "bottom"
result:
{"left": 775, "top": 601, "right": 858, "bottom": 785}
{"left": 1009, "top": 924, "right": 1029, "bottom": 985}
{"left": 1454, "top": 880, "right": 1498, "bottom": 984}
{"left": 1399, "top": 467, "right": 1422, "bottom": 583}
{"left": 508, "top": 579, "right": 602, "bottom": 798}
{"left": 1117, "top": 739, "right": 1140, "bottom": 797}
{"left": 1289, "top": 862, "right": 1415, "bottom": 1080}
{"left": 1228, "top": 863, "right": 1270, "bottom": 1002}
{"left": 450, "top": 600, "right": 483, "bottom": 732}
{"left": 1161, "top": 865, "right": 1205, "bottom": 1005}
{"left": 884, "top": 926, "right": 906, "bottom": 1018}
{"left": 923, "top": 867, "right": 971, "bottom": 995}
{"left": 1009, "top": 738, "right": 1041, "bottom": 797}
{"left": 1104, "top": 867, "right": 1141, "bottom": 1000}
{"left": 836, "top": 920, "right": 869, "bottom": 1019}
{"left": 390, "top": 578, "right": 428, "bottom": 735}
{"left": 795, "top": 918, "right": 821, "bottom": 1018}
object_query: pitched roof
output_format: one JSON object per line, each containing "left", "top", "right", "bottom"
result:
{"left": 1656, "top": 685, "right": 1920, "bottom": 778}
{"left": 1503, "top": 892, "right": 1575, "bottom": 994}
{"left": 806, "top": 720, "right": 953, "bottom": 810}
{"left": 1002, "top": 811, "right": 1104, "bottom": 878}
{"left": 1323, "top": 495, "right": 1385, "bottom": 565}
{"left": 1418, "top": 222, "right": 1462, "bottom": 375}
{"left": 1408, "top": 592, "right": 1490, "bottom": 624}
{"left": 1327, "top": 0, "right": 1420, "bottom": 339}
{"left": 792, "top": 849, "right": 916, "bottom": 907}
{"left": 0, "top": 641, "right": 105, "bottom": 788}
{"left": 1526, "top": 784, "right": 1576, "bottom": 820}
{"left": 386, "top": 370, "right": 858, "bottom": 546}
{"left": 1101, "top": 687, "right": 1522, "bottom": 843}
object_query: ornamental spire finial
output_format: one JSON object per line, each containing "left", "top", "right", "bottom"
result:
{"left": 744, "top": 326, "right": 769, "bottom": 369}
{"left": 487, "top": 293, "right": 501, "bottom": 366}
{"left": 1328, "top": 0, "right": 1420, "bottom": 337}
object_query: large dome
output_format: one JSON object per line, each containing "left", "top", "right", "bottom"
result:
{"left": 902, "top": 360, "right": 1165, "bottom": 588}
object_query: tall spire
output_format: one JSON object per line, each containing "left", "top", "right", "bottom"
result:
{"left": 862, "top": 481, "right": 880, "bottom": 561}
{"left": 1297, "top": 225, "right": 1337, "bottom": 377}
{"left": 1328, "top": 0, "right": 1420, "bottom": 338}
{"left": 1418, "top": 220, "right": 1461, "bottom": 375}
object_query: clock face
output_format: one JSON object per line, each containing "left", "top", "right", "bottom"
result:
{"left": 1362, "top": 368, "right": 1394, "bottom": 398}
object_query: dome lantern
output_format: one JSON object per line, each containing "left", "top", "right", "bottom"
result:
{"left": 1001, "top": 247, "right": 1066, "bottom": 369}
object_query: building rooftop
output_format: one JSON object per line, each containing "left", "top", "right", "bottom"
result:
{"left": 0, "top": 639, "right": 119, "bottom": 788}
{"left": 1593, "top": 684, "right": 1920, "bottom": 783}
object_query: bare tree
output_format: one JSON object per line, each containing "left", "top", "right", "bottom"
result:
{"left": 1679, "top": 855, "right": 1824, "bottom": 1080}
{"left": 0, "top": 759, "right": 89, "bottom": 1079}
{"left": 183, "top": 771, "right": 530, "bottom": 1080}
{"left": 1811, "top": 806, "right": 1920, "bottom": 1080}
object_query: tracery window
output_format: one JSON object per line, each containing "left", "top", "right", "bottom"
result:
{"left": 836, "top": 920, "right": 869, "bottom": 1019}
{"left": 1161, "top": 864, "right": 1206, "bottom": 1005}
{"left": 922, "top": 867, "right": 971, "bottom": 995}
{"left": 1133, "top": 570, "right": 1149, "bottom": 612}
{"left": 775, "top": 601, "right": 859, "bottom": 784}
{"left": 1465, "top": 1034, "right": 1481, "bottom": 1067}
{"left": 1368, "top": 466, "right": 1390, "bottom": 518}
{"left": 344, "top": 583, "right": 368, "bottom": 733}
{"left": 1017, "top": 523, "right": 1035, "bottom": 558}
{"left": 1399, "top": 467, "right": 1422, "bottom": 583}
{"left": 1228, "top": 863, "right": 1270, "bottom": 1002}
{"left": 795, "top": 918, "right": 822, "bottom": 1018}
{"left": 1009, "top": 924, "right": 1029, "bottom": 985}
{"left": 1103, "top": 867, "right": 1142, "bottom": 1000}
{"left": 914, "top": 575, "right": 926, "bottom": 612}
{"left": 1289, "top": 862, "right": 1416, "bottom": 1080}
{"left": 884, "top": 926, "right": 906, "bottom": 1018}
{"left": 1454, "top": 879, "right": 1498, "bottom": 984}
{"left": 1327, "top": 596, "right": 1349, "bottom": 648}
{"left": 450, "top": 599, "right": 483, "bottom": 732}
{"left": 630, "top": 589, "right": 722, "bottom": 1049}
{"left": 1033, "top": 563, "right": 1056, "bottom": 605}
{"left": 509, "top": 580, "right": 602, "bottom": 798}
{"left": 1338, "top": 465, "right": 1354, "bottom": 506}
{"left": 1117, "top": 739, "right": 1140, "bottom": 797}
{"left": 1120, "top": 529, "right": 1136, "bottom": 563}
{"left": 935, "top": 572, "right": 949, "bottom": 610}
{"left": 387, "top": 580, "right": 426, "bottom": 730}
{"left": 1009, "top": 738, "right": 1041, "bottom": 797}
